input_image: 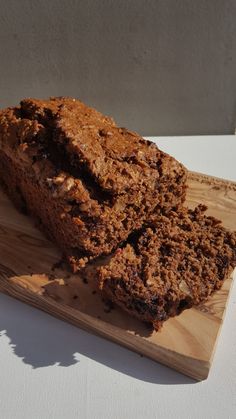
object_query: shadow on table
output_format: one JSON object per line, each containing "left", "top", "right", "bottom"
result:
{"left": 0, "top": 293, "right": 195, "bottom": 386}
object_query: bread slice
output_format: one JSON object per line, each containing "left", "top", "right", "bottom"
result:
{"left": 97, "top": 205, "right": 236, "bottom": 329}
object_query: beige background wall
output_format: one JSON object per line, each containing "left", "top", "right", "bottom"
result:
{"left": 0, "top": 0, "right": 235, "bottom": 135}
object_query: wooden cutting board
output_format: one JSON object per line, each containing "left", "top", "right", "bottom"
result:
{"left": 0, "top": 172, "right": 235, "bottom": 381}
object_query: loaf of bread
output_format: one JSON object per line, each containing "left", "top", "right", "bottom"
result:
{"left": 96, "top": 205, "right": 236, "bottom": 329}
{"left": 0, "top": 97, "right": 187, "bottom": 270}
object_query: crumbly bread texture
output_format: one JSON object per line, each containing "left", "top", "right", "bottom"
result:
{"left": 0, "top": 97, "right": 187, "bottom": 270}
{"left": 97, "top": 205, "right": 236, "bottom": 329}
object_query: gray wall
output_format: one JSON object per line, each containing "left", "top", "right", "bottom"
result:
{"left": 0, "top": 0, "right": 235, "bottom": 135}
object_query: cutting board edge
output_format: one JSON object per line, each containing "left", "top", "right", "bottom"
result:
{"left": 188, "top": 171, "right": 236, "bottom": 188}
{"left": 0, "top": 274, "right": 225, "bottom": 381}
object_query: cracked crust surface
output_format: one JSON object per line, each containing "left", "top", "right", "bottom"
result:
{"left": 0, "top": 97, "right": 187, "bottom": 270}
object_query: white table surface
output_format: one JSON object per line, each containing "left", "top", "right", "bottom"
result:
{"left": 0, "top": 136, "right": 236, "bottom": 419}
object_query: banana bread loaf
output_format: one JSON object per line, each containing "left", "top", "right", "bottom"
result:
{"left": 97, "top": 205, "right": 236, "bottom": 329}
{"left": 0, "top": 97, "right": 187, "bottom": 270}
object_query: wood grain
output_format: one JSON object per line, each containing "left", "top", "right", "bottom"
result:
{"left": 0, "top": 171, "right": 235, "bottom": 380}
